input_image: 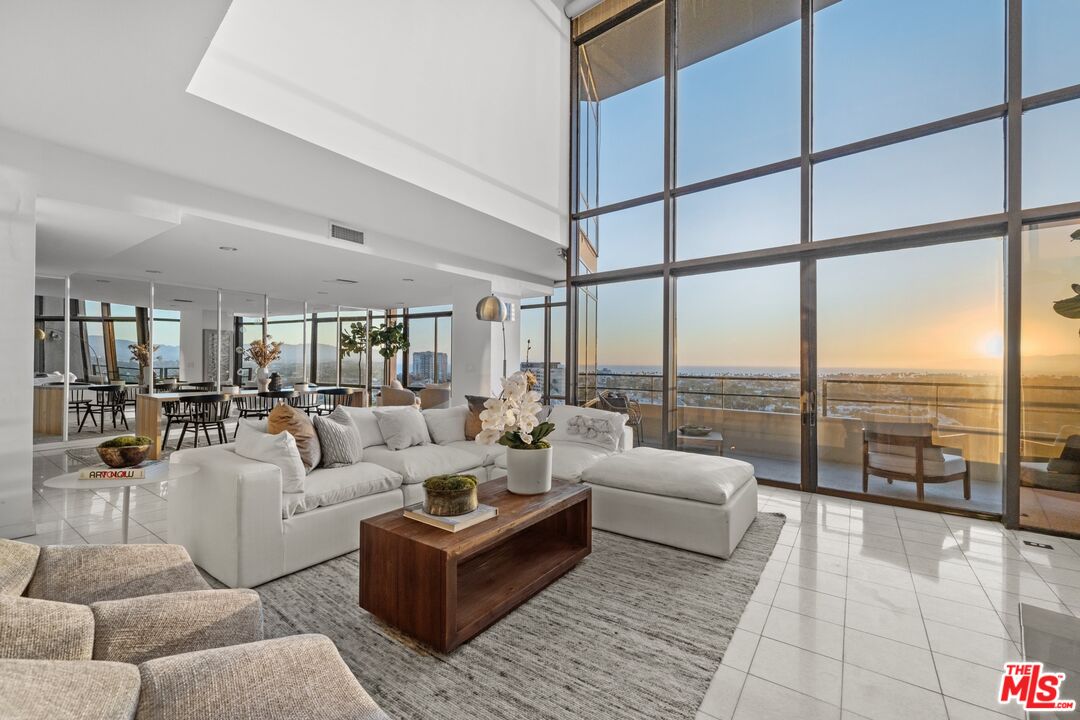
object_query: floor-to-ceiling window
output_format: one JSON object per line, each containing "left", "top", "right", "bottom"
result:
{"left": 570, "top": 0, "right": 1080, "bottom": 528}
{"left": 403, "top": 305, "right": 452, "bottom": 388}
{"left": 520, "top": 288, "right": 567, "bottom": 404}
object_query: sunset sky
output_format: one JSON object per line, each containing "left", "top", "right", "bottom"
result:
{"left": 580, "top": 0, "right": 1080, "bottom": 373}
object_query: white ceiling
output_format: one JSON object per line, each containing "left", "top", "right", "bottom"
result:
{"left": 0, "top": 0, "right": 568, "bottom": 305}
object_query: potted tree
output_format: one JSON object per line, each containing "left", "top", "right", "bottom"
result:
{"left": 339, "top": 321, "right": 367, "bottom": 387}
{"left": 369, "top": 322, "right": 409, "bottom": 387}
{"left": 476, "top": 371, "right": 555, "bottom": 494}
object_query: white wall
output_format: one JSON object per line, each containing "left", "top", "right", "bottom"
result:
{"left": 451, "top": 281, "right": 521, "bottom": 405}
{"left": 0, "top": 167, "right": 37, "bottom": 538}
{"left": 189, "top": 0, "right": 571, "bottom": 245}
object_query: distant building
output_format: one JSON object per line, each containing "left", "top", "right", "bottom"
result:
{"left": 411, "top": 351, "right": 448, "bottom": 383}
{"left": 521, "top": 361, "right": 565, "bottom": 398}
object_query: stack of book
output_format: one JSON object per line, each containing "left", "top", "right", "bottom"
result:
{"left": 403, "top": 503, "right": 497, "bottom": 532}
{"left": 79, "top": 461, "right": 167, "bottom": 481}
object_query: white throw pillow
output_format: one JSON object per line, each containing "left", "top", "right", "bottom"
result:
{"left": 374, "top": 407, "right": 431, "bottom": 451}
{"left": 339, "top": 407, "right": 385, "bottom": 448}
{"left": 423, "top": 405, "right": 468, "bottom": 445}
{"left": 546, "top": 404, "right": 626, "bottom": 452}
{"left": 234, "top": 421, "right": 306, "bottom": 493}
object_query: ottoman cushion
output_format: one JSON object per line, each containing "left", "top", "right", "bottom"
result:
{"left": 582, "top": 447, "right": 754, "bottom": 505}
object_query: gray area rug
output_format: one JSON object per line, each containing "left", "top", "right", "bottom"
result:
{"left": 256, "top": 512, "right": 785, "bottom": 720}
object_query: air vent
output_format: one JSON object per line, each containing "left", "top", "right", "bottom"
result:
{"left": 333, "top": 278, "right": 358, "bottom": 285}
{"left": 172, "top": 298, "right": 193, "bottom": 303}
{"left": 330, "top": 223, "right": 365, "bottom": 245}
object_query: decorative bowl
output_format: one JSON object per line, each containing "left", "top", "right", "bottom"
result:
{"left": 96, "top": 437, "right": 152, "bottom": 468}
{"left": 679, "top": 424, "right": 713, "bottom": 437}
{"left": 422, "top": 474, "right": 479, "bottom": 516}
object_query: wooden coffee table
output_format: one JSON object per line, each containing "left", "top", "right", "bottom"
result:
{"left": 359, "top": 478, "right": 591, "bottom": 652}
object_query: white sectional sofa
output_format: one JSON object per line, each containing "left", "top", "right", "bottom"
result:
{"left": 168, "top": 405, "right": 634, "bottom": 587}
{"left": 169, "top": 402, "right": 759, "bottom": 587}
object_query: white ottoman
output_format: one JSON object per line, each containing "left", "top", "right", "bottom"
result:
{"left": 582, "top": 447, "right": 758, "bottom": 559}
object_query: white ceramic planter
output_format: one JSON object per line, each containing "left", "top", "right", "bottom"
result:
{"left": 256, "top": 367, "right": 271, "bottom": 392}
{"left": 505, "top": 446, "right": 553, "bottom": 495}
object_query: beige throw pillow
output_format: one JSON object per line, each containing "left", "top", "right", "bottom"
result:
{"left": 464, "top": 395, "right": 491, "bottom": 441}
{"left": 268, "top": 404, "right": 321, "bottom": 473}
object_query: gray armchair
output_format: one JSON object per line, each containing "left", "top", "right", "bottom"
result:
{"left": 0, "top": 636, "right": 389, "bottom": 720}
{"left": 0, "top": 540, "right": 263, "bottom": 664}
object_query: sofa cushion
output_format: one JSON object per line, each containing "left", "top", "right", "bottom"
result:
{"left": 234, "top": 420, "right": 306, "bottom": 493}
{"left": 375, "top": 407, "right": 431, "bottom": 450}
{"left": 268, "top": 404, "right": 321, "bottom": 473}
{"left": 364, "top": 444, "right": 481, "bottom": 484}
{"left": 283, "top": 463, "right": 403, "bottom": 518}
{"left": 0, "top": 595, "right": 95, "bottom": 660}
{"left": 868, "top": 452, "right": 966, "bottom": 477}
{"left": 494, "top": 440, "right": 613, "bottom": 483}
{"left": 90, "top": 589, "right": 263, "bottom": 665}
{"left": 424, "top": 405, "right": 468, "bottom": 445}
{"left": 314, "top": 407, "right": 363, "bottom": 467}
{"left": 546, "top": 404, "right": 627, "bottom": 452}
{"left": 26, "top": 544, "right": 210, "bottom": 605}
{"left": 444, "top": 439, "right": 505, "bottom": 467}
{"left": 136, "top": 635, "right": 389, "bottom": 720}
{"left": 340, "top": 407, "right": 386, "bottom": 448}
{"left": 0, "top": 658, "right": 140, "bottom": 720}
{"left": 0, "top": 539, "right": 39, "bottom": 596}
{"left": 582, "top": 447, "right": 755, "bottom": 505}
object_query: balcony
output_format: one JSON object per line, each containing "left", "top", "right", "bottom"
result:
{"left": 580, "top": 371, "right": 1080, "bottom": 515}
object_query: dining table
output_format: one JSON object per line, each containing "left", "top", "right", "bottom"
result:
{"left": 136, "top": 386, "right": 367, "bottom": 459}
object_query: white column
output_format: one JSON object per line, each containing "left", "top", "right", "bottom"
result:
{"left": 62, "top": 275, "right": 70, "bottom": 443}
{"left": 216, "top": 290, "right": 222, "bottom": 390}
{"left": 147, "top": 281, "right": 154, "bottom": 387}
{"left": 0, "top": 169, "right": 37, "bottom": 538}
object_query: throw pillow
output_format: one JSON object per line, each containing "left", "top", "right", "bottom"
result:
{"left": 374, "top": 407, "right": 431, "bottom": 451}
{"left": 423, "top": 405, "right": 468, "bottom": 445}
{"left": 314, "top": 407, "right": 364, "bottom": 467}
{"left": 464, "top": 395, "right": 491, "bottom": 441}
{"left": 234, "top": 421, "right": 306, "bottom": 493}
{"left": 268, "top": 404, "right": 321, "bottom": 474}
{"left": 546, "top": 404, "right": 627, "bottom": 452}
{"left": 339, "top": 407, "right": 386, "bottom": 448}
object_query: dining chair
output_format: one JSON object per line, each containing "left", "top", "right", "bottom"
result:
{"left": 176, "top": 395, "right": 233, "bottom": 449}
{"left": 79, "top": 385, "right": 128, "bottom": 433}
{"left": 288, "top": 390, "right": 321, "bottom": 416}
{"left": 232, "top": 395, "right": 274, "bottom": 438}
{"left": 315, "top": 388, "right": 353, "bottom": 415}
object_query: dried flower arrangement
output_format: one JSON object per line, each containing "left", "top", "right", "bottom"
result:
{"left": 128, "top": 343, "right": 160, "bottom": 368}
{"left": 242, "top": 338, "right": 284, "bottom": 368}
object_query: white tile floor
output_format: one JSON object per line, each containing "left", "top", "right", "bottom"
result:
{"left": 27, "top": 449, "right": 1080, "bottom": 720}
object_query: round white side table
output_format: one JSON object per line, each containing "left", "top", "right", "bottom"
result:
{"left": 44, "top": 464, "right": 198, "bottom": 543}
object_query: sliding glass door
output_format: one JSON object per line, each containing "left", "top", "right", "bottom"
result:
{"left": 676, "top": 265, "right": 802, "bottom": 485}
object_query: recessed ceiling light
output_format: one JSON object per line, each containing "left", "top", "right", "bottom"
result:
{"left": 317, "top": 291, "right": 328, "bottom": 295}
{"left": 145, "top": 269, "right": 162, "bottom": 274}
{"left": 219, "top": 246, "right": 238, "bottom": 252}
{"left": 96, "top": 279, "right": 111, "bottom": 284}
{"left": 172, "top": 298, "right": 193, "bottom": 303}
{"left": 402, "top": 278, "right": 414, "bottom": 282}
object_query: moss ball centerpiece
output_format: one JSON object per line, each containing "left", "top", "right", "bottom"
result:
{"left": 96, "top": 435, "right": 153, "bottom": 469}
{"left": 422, "top": 474, "right": 479, "bottom": 517}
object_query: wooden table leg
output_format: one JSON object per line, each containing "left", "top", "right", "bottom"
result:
{"left": 137, "top": 395, "right": 163, "bottom": 460}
